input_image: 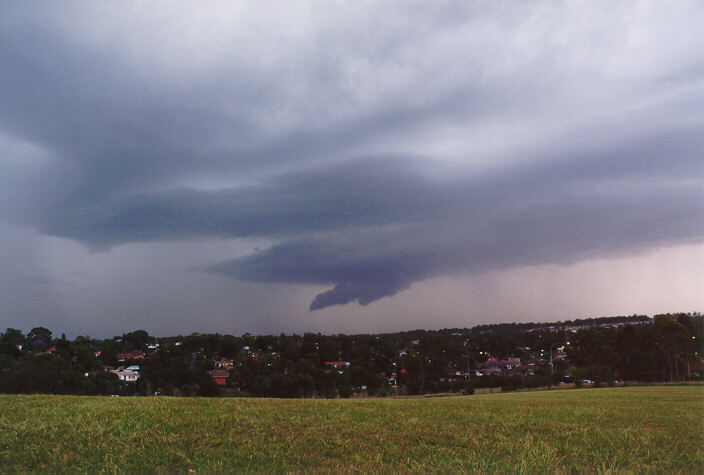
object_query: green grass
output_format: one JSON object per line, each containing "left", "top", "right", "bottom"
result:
{"left": 1, "top": 386, "right": 702, "bottom": 472}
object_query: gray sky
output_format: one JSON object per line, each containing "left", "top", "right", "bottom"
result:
{"left": 1, "top": 1, "right": 702, "bottom": 337}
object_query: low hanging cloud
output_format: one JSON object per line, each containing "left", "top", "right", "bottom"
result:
{"left": 205, "top": 127, "right": 702, "bottom": 309}
{"left": 1, "top": 1, "right": 702, "bottom": 314}
{"left": 22, "top": 124, "right": 704, "bottom": 310}
{"left": 309, "top": 282, "right": 411, "bottom": 310}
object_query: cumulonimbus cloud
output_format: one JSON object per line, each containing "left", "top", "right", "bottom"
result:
{"left": 204, "top": 127, "right": 703, "bottom": 309}
{"left": 1, "top": 1, "right": 702, "bottom": 311}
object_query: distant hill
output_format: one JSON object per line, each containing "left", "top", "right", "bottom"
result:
{"left": 369, "top": 314, "right": 652, "bottom": 340}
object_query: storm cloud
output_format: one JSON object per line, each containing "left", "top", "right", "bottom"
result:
{"left": 37, "top": 126, "right": 704, "bottom": 309}
{"left": 1, "top": 1, "right": 702, "bottom": 327}
{"left": 205, "top": 131, "right": 702, "bottom": 309}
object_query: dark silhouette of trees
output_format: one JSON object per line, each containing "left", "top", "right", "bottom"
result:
{"left": 0, "top": 313, "right": 701, "bottom": 397}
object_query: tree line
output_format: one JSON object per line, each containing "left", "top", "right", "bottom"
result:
{"left": 0, "top": 313, "right": 700, "bottom": 397}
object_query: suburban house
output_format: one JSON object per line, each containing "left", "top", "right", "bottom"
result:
{"left": 210, "top": 369, "right": 231, "bottom": 386}
{"left": 111, "top": 369, "right": 139, "bottom": 382}
{"left": 505, "top": 358, "right": 523, "bottom": 376}
{"left": 116, "top": 352, "right": 145, "bottom": 362}
{"left": 213, "top": 358, "right": 234, "bottom": 368}
{"left": 519, "top": 358, "right": 540, "bottom": 376}
{"left": 481, "top": 359, "right": 508, "bottom": 376}
{"left": 505, "top": 357, "right": 521, "bottom": 368}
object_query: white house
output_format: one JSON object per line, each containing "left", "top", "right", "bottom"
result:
{"left": 112, "top": 369, "right": 139, "bottom": 382}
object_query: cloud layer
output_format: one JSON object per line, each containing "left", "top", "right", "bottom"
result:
{"left": 1, "top": 1, "right": 702, "bottom": 315}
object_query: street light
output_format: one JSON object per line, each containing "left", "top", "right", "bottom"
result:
{"left": 550, "top": 341, "right": 570, "bottom": 375}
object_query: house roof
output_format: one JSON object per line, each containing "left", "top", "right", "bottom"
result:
{"left": 482, "top": 358, "right": 508, "bottom": 368}
{"left": 112, "top": 370, "right": 138, "bottom": 376}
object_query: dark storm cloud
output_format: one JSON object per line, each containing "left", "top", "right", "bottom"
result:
{"left": 207, "top": 124, "right": 703, "bottom": 309}
{"left": 1, "top": 1, "right": 702, "bottom": 313}
{"left": 0, "top": 1, "right": 510, "bottom": 207}
{"left": 36, "top": 122, "right": 704, "bottom": 248}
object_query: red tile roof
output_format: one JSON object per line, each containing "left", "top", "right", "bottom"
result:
{"left": 116, "top": 352, "right": 145, "bottom": 360}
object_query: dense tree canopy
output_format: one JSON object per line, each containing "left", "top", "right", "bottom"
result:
{"left": 0, "top": 313, "right": 700, "bottom": 397}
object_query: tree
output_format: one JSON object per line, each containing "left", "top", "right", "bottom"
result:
{"left": 1, "top": 328, "right": 24, "bottom": 346}
{"left": 571, "top": 329, "right": 618, "bottom": 385}
{"left": 197, "top": 371, "right": 220, "bottom": 397}
{"left": 653, "top": 315, "right": 690, "bottom": 382}
{"left": 0, "top": 328, "right": 24, "bottom": 358}
{"left": 0, "top": 354, "right": 82, "bottom": 394}
{"left": 27, "top": 327, "right": 52, "bottom": 350}
{"left": 122, "top": 330, "right": 153, "bottom": 351}
{"left": 83, "top": 371, "right": 121, "bottom": 395}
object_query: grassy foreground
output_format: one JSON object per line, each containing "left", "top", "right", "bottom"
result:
{"left": 0, "top": 386, "right": 702, "bottom": 472}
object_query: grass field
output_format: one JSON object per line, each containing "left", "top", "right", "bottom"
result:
{"left": 1, "top": 386, "right": 702, "bottom": 471}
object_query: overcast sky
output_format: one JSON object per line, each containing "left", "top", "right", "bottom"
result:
{"left": 1, "top": 1, "right": 702, "bottom": 338}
